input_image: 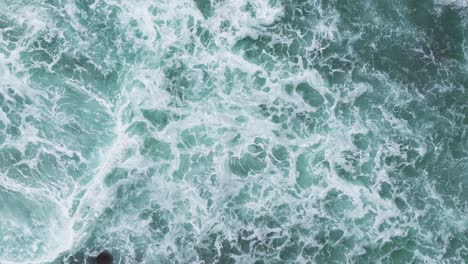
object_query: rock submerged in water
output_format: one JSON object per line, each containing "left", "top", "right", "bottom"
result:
{"left": 97, "top": 251, "right": 114, "bottom": 264}
{"left": 87, "top": 251, "right": 113, "bottom": 264}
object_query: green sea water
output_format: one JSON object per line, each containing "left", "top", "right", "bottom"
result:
{"left": 0, "top": 0, "right": 467, "bottom": 263}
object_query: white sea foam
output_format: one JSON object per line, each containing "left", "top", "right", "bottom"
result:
{"left": 0, "top": 0, "right": 465, "bottom": 263}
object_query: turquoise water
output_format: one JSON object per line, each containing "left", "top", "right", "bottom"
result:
{"left": 0, "top": 0, "right": 467, "bottom": 263}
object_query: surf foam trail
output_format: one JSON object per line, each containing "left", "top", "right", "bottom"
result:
{"left": 0, "top": 0, "right": 467, "bottom": 263}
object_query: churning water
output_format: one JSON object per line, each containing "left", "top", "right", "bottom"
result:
{"left": 0, "top": 0, "right": 467, "bottom": 263}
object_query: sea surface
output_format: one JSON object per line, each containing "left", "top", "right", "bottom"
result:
{"left": 0, "top": 0, "right": 467, "bottom": 263}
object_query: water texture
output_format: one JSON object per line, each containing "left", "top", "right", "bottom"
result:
{"left": 0, "top": 0, "right": 467, "bottom": 263}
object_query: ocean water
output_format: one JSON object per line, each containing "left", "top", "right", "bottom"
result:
{"left": 0, "top": 0, "right": 467, "bottom": 263}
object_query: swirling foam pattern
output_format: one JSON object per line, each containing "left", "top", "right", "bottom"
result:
{"left": 0, "top": 0, "right": 467, "bottom": 263}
